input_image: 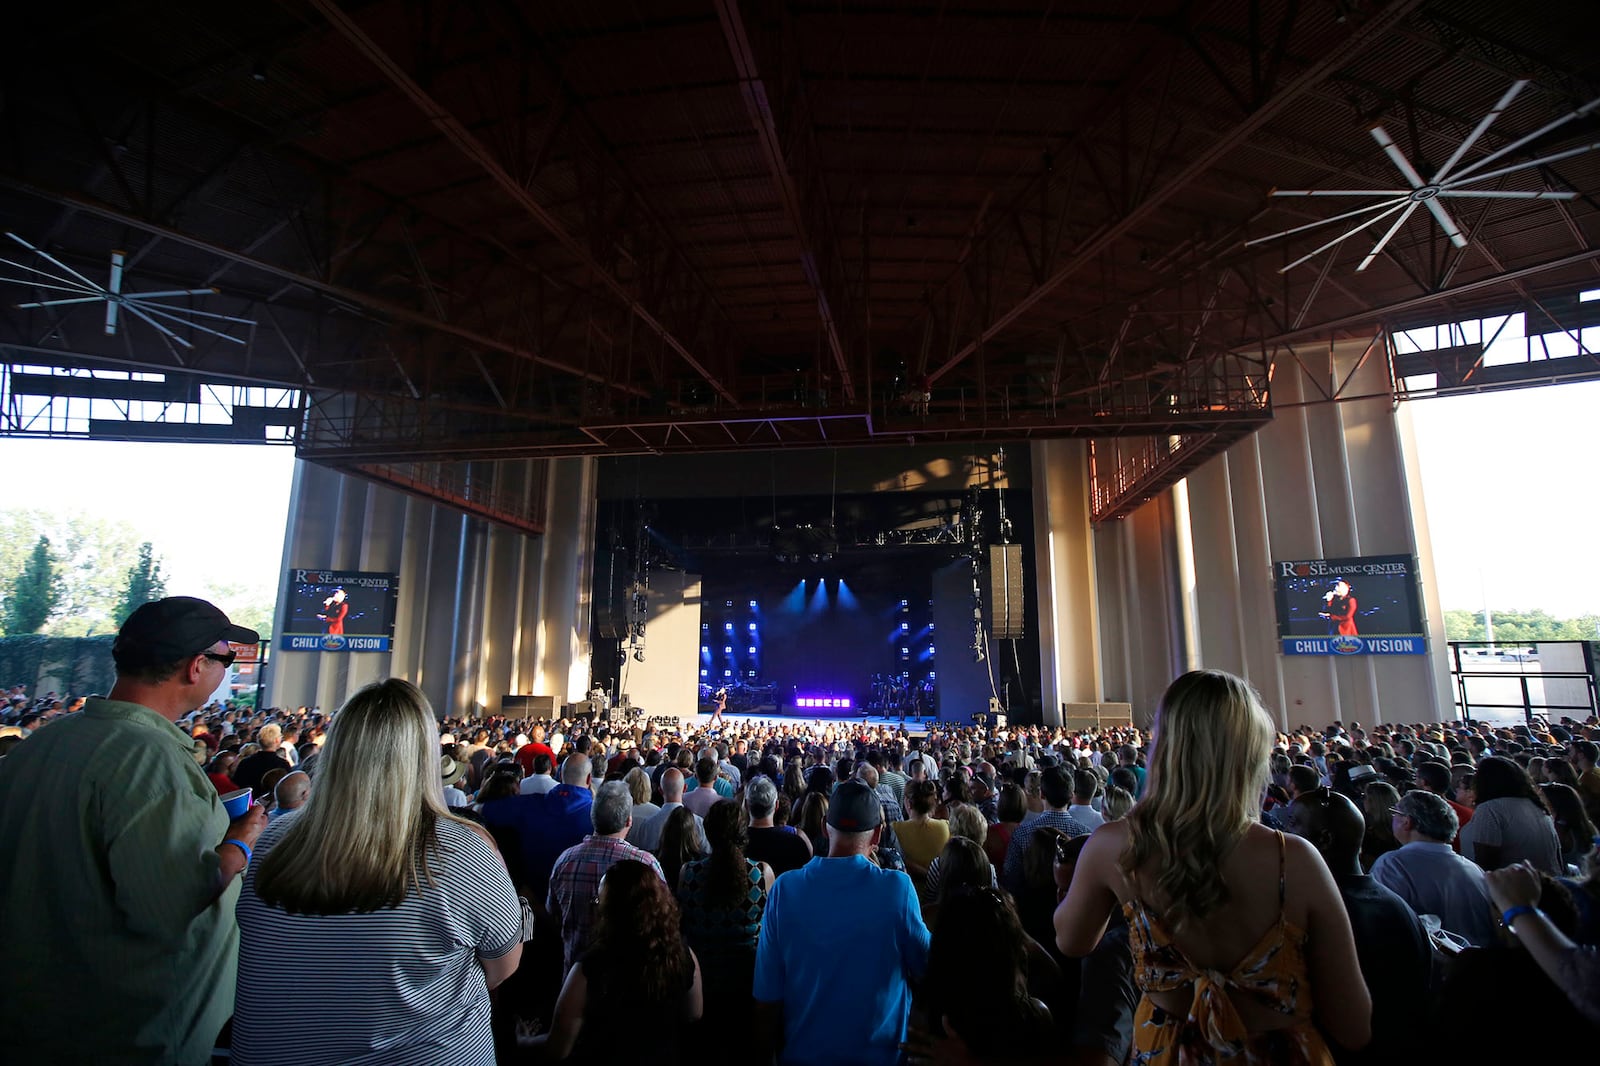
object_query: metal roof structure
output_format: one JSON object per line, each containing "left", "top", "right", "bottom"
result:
{"left": 2, "top": 0, "right": 1597, "bottom": 523}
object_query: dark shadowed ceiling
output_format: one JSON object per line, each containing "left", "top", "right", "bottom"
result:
{"left": 2, "top": 0, "right": 1597, "bottom": 521}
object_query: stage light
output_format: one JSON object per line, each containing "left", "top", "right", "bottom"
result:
{"left": 724, "top": 622, "right": 734, "bottom": 631}
{"left": 929, "top": 646, "right": 936, "bottom": 656}
{"left": 748, "top": 600, "right": 758, "bottom": 608}
{"left": 900, "top": 621, "right": 909, "bottom": 631}
{"left": 725, "top": 600, "right": 733, "bottom": 607}
{"left": 701, "top": 669, "right": 709, "bottom": 677}
{"left": 724, "top": 646, "right": 732, "bottom": 654}
{"left": 900, "top": 599, "right": 909, "bottom": 610}
{"left": 748, "top": 670, "right": 757, "bottom": 677}
{"left": 701, "top": 646, "right": 709, "bottom": 654}
{"left": 724, "top": 669, "right": 733, "bottom": 677}
{"left": 748, "top": 622, "right": 757, "bottom": 631}
{"left": 929, "top": 671, "right": 936, "bottom": 679}
{"left": 701, "top": 622, "right": 708, "bottom": 629}
{"left": 747, "top": 646, "right": 757, "bottom": 655}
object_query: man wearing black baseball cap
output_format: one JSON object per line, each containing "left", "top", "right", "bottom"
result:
{"left": 0, "top": 596, "right": 268, "bottom": 1064}
{"left": 753, "top": 780, "right": 931, "bottom": 1066}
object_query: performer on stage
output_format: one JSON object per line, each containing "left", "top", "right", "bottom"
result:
{"left": 1318, "top": 579, "right": 1358, "bottom": 636}
{"left": 316, "top": 588, "right": 348, "bottom": 635}
{"left": 708, "top": 687, "right": 727, "bottom": 731}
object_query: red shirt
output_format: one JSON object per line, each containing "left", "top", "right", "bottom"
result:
{"left": 516, "top": 741, "right": 556, "bottom": 776}
{"left": 1447, "top": 796, "right": 1474, "bottom": 853}
{"left": 207, "top": 772, "right": 238, "bottom": 795}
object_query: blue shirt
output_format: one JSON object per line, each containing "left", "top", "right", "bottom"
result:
{"left": 754, "top": 855, "right": 930, "bottom": 1066}
{"left": 1369, "top": 840, "right": 1497, "bottom": 948}
{"left": 479, "top": 784, "right": 593, "bottom": 900}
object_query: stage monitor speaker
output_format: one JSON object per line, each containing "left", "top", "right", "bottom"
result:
{"left": 986, "top": 544, "right": 1025, "bottom": 639}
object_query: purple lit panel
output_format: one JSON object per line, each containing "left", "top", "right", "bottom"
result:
{"left": 796, "top": 696, "right": 851, "bottom": 709}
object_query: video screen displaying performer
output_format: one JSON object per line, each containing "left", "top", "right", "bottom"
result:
{"left": 317, "top": 588, "right": 349, "bottom": 635}
{"left": 280, "top": 570, "right": 398, "bottom": 652}
{"left": 1319, "top": 579, "right": 1358, "bottom": 636}
{"left": 1273, "top": 555, "right": 1422, "bottom": 640}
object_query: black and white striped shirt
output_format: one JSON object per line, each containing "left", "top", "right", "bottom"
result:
{"left": 232, "top": 812, "right": 521, "bottom": 1065}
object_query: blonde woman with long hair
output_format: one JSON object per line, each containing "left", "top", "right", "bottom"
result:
{"left": 1054, "top": 670, "right": 1369, "bottom": 1063}
{"left": 231, "top": 679, "right": 523, "bottom": 1065}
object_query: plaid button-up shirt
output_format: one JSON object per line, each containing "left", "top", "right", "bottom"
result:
{"left": 546, "top": 835, "right": 665, "bottom": 969}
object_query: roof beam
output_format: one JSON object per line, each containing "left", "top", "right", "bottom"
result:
{"left": 0, "top": 174, "right": 644, "bottom": 396}
{"left": 1254, "top": 247, "right": 1600, "bottom": 346}
{"left": 924, "top": 0, "right": 1429, "bottom": 385}
{"left": 715, "top": 0, "right": 856, "bottom": 402}
{"left": 310, "top": 0, "right": 738, "bottom": 407}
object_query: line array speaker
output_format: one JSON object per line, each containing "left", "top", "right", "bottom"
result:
{"left": 986, "top": 544, "right": 1025, "bottom": 640}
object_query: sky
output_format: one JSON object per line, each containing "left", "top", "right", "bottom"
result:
{"left": 1405, "top": 378, "right": 1600, "bottom": 617}
{"left": 0, "top": 377, "right": 1594, "bottom": 620}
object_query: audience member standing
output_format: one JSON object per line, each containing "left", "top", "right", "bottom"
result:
{"left": 546, "top": 781, "right": 665, "bottom": 972}
{"left": 1459, "top": 756, "right": 1563, "bottom": 873}
{"left": 1286, "top": 787, "right": 1432, "bottom": 1062}
{"left": 1056, "top": 670, "right": 1370, "bottom": 1063}
{"left": 480, "top": 753, "right": 596, "bottom": 900}
{"left": 0, "top": 597, "right": 266, "bottom": 1065}
{"left": 754, "top": 781, "right": 930, "bottom": 1066}
{"left": 678, "top": 799, "right": 773, "bottom": 1029}
{"left": 1003, "top": 766, "right": 1091, "bottom": 894}
{"left": 526, "top": 860, "right": 701, "bottom": 1063}
{"left": 232, "top": 679, "right": 522, "bottom": 1065}
{"left": 630, "top": 767, "right": 708, "bottom": 853}
{"left": 745, "top": 775, "right": 813, "bottom": 876}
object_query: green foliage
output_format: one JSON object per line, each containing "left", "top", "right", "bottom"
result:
{"left": 1444, "top": 608, "right": 1600, "bottom": 643}
{"left": 1, "top": 536, "right": 62, "bottom": 636}
{"left": 0, "top": 510, "right": 144, "bottom": 637}
{"left": 115, "top": 542, "right": 169, "bottom": 625}
{"left": 204, "top": 581, "right": 277, "bottom": 641}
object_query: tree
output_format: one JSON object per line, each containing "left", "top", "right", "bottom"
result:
{"left": 1, "top": 536, "right": 62, "bottom": 635}
{"left": 0, "top": 509, "right": 145, "bottom": 637}
{"left": 115, "top": 542, "right": 168, "bottom": 625}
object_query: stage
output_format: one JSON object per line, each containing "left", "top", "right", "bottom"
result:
{"left": 650, "top": 710, "right": 941, "bottom": 737}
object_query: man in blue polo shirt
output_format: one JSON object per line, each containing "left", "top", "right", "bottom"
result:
{"left": 754, "top": 780, "right": 930, "bottom": 1066}
{"left": 480, "top": 752, "right": 594, "bottom": 900}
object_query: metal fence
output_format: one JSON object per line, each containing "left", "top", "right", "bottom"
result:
{"left": 1447, "top": 640, "right": 1598, "bottom": 726}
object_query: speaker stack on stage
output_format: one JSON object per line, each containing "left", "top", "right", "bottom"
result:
{"left": 986, "top": 545, "right": 1025, "bottom": 640}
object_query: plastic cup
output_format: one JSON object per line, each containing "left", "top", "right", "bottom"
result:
{"left": 221, "top": 788, "right": 253, "bottom": 820}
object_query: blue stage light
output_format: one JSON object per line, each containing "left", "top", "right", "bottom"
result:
{"left": 748, "top": 599, "right": 758, "bottom": 608}
{"left": 748, "top": 622, "right": 757, "bottom": 631}
{"left": 747, "top": 646, "right": 757, "bottom": 655}
{"left": 724, "top": 645, "right": 732, "bottom": 654}
{"left": 724, "top": 621, "right": 734, "bottom": 631}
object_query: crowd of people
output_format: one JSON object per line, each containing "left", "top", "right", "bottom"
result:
{"left": 3, "top": 595, "right": 1600, "bottom": 1063}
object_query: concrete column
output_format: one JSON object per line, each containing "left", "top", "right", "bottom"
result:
{"left": 1029, "top": 439, "right": 1103, "bottom": 724}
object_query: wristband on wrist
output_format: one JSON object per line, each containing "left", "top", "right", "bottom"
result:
{"left": 1501, "top": 904, "right": 1538, "bottom": 929}
{"left": 222, "top": 838, "right": 253, "bottom": 866}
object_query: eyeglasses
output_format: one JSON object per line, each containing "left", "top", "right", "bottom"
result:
{"left": 1388, "top": 806, "right": 1412, "bottom": 820}
{"left": 202, "top": 650, "right": 237, "bottom": 667}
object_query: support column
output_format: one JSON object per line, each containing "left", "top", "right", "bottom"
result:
{"left": 1030, "top": 439, "right": 1103, "bottom": 724}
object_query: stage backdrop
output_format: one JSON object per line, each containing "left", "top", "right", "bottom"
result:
{"left": 699, "top": 569, "right": 932, "bottom": 712}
